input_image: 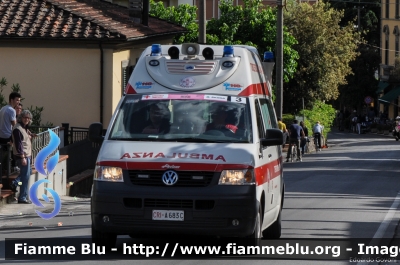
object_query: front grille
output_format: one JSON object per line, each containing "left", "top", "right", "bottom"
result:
{"left": 195, "top": 200, "right": 215, "bottom": 210}
{"left": 166, "top": 61, "right": 217, "bottom": 74}
{"left": 129, "top": 170, "right": 214, "bottom": 187}
{"left": 144, "top": 198, "right": 193, "bottom": 208}
{"left": 123, "top": 198, "right": 215, "bottom": 210}
{"left": 123, "top": 198, "right": 142, "bottom": 208}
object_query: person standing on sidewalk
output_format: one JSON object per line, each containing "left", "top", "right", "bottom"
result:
{"left": 300, "top": 121, "right": 309, "bottom": 155}
{"left": 286, "top": 120, "right": 305, "bottom": 162}
{"left": 313, "top": 121, "right": 324, "bottom": 151}
{"left": 10, "top": 110, "right": 34, "bottom": 204}
{"left": 14, "top": 103, "right": 23, "bottom": 117}
{"left": 278, "top": 117, "right": 288, "bottom": 148}
{"left": 0, "top": 92, "right": 21, "bottom": 175}
{"left": 0, "top": 92, "right": 22, "bottom": 144}
{"left": 337, "top": 111, "right": 344, "bottom": 131}
{"left": 11, "top": 103, "right": 23, "bottom": 172}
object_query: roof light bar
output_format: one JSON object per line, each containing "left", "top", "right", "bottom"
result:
{"left": 263, "top": 51, "right": 274, "bottom": 62}
{"left": 223, "top": 45, "right": 234, "bottom": 57}
{"left": 151, "top": 44, "right": 162, "bottom": 56}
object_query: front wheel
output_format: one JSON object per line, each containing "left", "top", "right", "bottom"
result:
{"left": 314, "top": 139, "right": 318, "bottom": 153}
{"left": 92, "top": 224, "right": 117, "bottom": 248}
{"left": 262, "top": 209, "right": 282, "bottom": 239}
{"left": 248, "top": 206, "right": 262, "bottom": 238}
{"left": 290, "top": 145, "right": 295, "bottom": 162}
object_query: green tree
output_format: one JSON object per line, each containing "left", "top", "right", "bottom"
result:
{"left": 283, "top": 1, "right": 363, "bottom": 113}
{"left": 0, "top": 77, "right": 8, "bottom": 107}
{"left": 0, "top": 78, "right": 22, "bottom": 107}
{"left": 206, "top": 0, "right": 299, "bottom": 83}
{"left": 150, "top": 0, "right": 299, "bottom": 87}
{"left": 327, "top": 0, "right": 381, "bottom": 111}
{"left": 149, "top": 0, "right": 198, "bottom": 43}
{"left": 300, "top": 100, "right": 336, "bottom": 139}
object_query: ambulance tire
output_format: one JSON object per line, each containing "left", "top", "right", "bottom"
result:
{"left": 92, "top": 224, "right": 117, "bottom": 248}
{"left": 248, "top": 206, "right": 262, "bottom": 238}
{"left": 262, "top": 208, "right": 282, "bottom": 239}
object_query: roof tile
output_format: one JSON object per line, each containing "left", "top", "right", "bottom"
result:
{"left": 0, "top": 0, "right": 186, "bottom": 41}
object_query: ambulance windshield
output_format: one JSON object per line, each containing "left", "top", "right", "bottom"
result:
{"left": 109, "top": 94, "right": 252, "bottom": 143}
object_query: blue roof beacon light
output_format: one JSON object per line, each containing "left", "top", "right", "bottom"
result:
{"left": 151, "top": 44, "right": 162, "bottom": 56}
{"left": 263, "top": 51, "right": 274, "bottom": 62}
{"left": 223, "top": 45, "right": 234, "bottom": 57}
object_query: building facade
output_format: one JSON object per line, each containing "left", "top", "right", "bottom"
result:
{"left": 0, "top": 0, "right": 185, "bottom": 128}
{"left": 379, "top": 0, "right": 400, "bottom": 119}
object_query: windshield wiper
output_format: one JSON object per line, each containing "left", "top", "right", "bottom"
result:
{"left": 170, "top": 137, "right": 248, "bottom": 143}
{"left": 167, "top": 137, "right": 215, "bottom": 143}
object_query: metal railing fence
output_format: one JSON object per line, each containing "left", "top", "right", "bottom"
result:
{"left": 31, "top": 126, "right": 60, "bottom": 168}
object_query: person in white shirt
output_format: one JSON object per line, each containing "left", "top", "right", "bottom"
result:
{"left": 0, "top": 92, "right": 21, "bottom": 143}
{"left": 0, "top": 92, "right": 21, "bottom": 178}
{"left": 313, "top": 121, "right": 324, "bottom": 151}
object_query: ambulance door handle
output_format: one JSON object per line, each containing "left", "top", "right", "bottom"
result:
{"left": 268, "top": 154, "right": 272, "bottom": 158}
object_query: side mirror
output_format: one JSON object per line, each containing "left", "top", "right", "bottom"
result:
{"left": 261, "top": 128, "right": 283, "bottom": 147}
{"left": 88, "top": 122, "right": 104, "bottom": 143}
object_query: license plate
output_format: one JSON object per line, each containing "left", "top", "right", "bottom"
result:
{"left": 152, "top": 210, "right": 184, "bottom": 221}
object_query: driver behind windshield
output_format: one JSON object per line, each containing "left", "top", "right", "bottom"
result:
{"left": 205, "top": 104, "right": 240, "bottom": 134}
{"left": 142, "top": 103, "right": 171, "bottom": 134}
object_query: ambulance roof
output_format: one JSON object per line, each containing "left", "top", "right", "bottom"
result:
{"left": 125, "top": 43, "right": 273, "bottom": 97}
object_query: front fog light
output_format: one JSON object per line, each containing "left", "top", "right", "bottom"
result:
{"left": 218, "top": 169, "right": 254, "bottom": 185}
{"left": 94, "top": 166, "right": 124, "bottom": 182}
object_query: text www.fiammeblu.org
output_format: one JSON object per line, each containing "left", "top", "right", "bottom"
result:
{"left": 121, "top": 243, "right": 343, "bottom": 257}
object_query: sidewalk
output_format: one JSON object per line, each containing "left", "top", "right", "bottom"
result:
{"left": 0, "top": 195, "right": 90, "bottom": 230}
{"left": 282, "top": 127, "right": 397, "bottom": 159}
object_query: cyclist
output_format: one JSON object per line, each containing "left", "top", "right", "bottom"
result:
{"left": 313, "top": 121, "right": 324, "bottom": 151}
{"left": 300, "top": 121, "right": 309, "bottom": 155}
{"left": 278, "top": 117, "right": 288, "bottom": 148}
{"left": 286, "top": 119, "right": 304, "bottom": 162}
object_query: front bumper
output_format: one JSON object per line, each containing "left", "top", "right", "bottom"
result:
{"left": 91, "top": 180, "right": 258, "bottom": 237}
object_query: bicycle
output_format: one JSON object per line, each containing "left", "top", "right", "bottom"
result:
{"left": 286, "top": 141, "right": 296, "bottom": 162}
{"left": 313, "top": 136, "right": 318, "bottom": 153}
{"left": 313, "top": 134, "right": 322, "bottom": 153}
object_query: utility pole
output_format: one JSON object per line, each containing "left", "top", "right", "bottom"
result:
{"left": 276, "top": 0, "right": 284, "bottom": 118}
{"left": 357, "top": 1, "right": 361, "bottom": 112}
{"left": 198, "top": 0, "right": 206, "bottom": 44}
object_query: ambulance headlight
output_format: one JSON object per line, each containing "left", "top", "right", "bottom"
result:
{"left": 94, "top": 166, "right": 124, "bottom": 182}
{"left": 218, "top": 169, "right": 255, "bottom": 185}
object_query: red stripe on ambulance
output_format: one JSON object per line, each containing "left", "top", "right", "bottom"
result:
{"left": 239, "top": 83, "right": 270, "bottom": 97}
{"left": 97, "top": 159, "right": 281, "bottom": 185}
{"left": 125, "top": 83, "right": 136, "bottom": 94}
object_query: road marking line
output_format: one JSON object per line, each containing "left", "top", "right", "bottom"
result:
{"left": 372, "top": 191, "right": 400, "bottom": 239}
{"left": 357, "top": 191, "right": 400, "bottom": 265}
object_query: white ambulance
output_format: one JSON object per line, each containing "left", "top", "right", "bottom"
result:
{"left": 89, "top": 43, "right": 284, "bottom": 247}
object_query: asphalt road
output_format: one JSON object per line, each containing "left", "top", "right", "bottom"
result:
{"left": 0, "top": 129, "right": 400, "bottom": 265}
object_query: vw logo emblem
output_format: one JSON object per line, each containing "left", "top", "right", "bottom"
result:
{"left": 162, "top": 170, "right": 178, "bottom": 186}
